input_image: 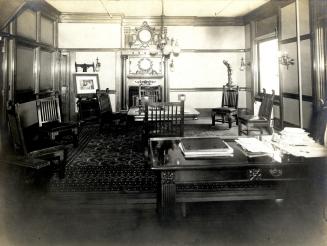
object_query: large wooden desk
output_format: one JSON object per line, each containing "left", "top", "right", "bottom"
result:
{"left": 127, "top": 106, "right": 200, "bottom": 121}
{"left": 149, "top": 137, "right": 313, "bottom": 217}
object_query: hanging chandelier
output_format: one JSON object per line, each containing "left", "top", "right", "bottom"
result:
{"left": 154, "top": 0, "right": 180, "bottom": 58}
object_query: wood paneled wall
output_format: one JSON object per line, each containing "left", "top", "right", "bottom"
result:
{"left": 280, "top": 0, "right": 312, "bottom": 129}
{"left": 58, "top": 20, "right": 248, "bottom": 111}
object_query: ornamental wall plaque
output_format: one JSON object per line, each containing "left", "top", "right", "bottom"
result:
{"left": 137, "top": 58, "right": 153, "bottom": 74}
{"left": 127, "top": 56, "right": 163, "bottom": 79}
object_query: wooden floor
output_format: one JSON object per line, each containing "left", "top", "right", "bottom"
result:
{"left": 1, "top": 183, "right": 326, "bottom": 246}
{"left": 0, "top": 117, "right": 326, "bottom": 246}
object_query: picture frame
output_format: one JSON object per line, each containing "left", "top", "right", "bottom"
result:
{"left": 74, "top": 73, "right": 99, "bottom": 95}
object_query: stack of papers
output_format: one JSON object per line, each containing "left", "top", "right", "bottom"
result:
{"left": 266, "top": 128, "right": 327, "bottom": 158}
{"left": 179, "top": 137, "right": 233, "bottom": 158}
{"left": 279, "top": 127, "right": 315, "bottom": 146}
{"left": 235, "top": 138, "right": 274, "bottom": 157}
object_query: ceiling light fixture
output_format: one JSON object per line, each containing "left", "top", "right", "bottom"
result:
{"left": 158, "top": 0, "right": 180, "bottom": 71}
{"left": 158, "top": 0, "right": 180, "bottom": 57}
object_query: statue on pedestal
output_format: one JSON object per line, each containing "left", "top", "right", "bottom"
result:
{"left": 223, "top": 60, "right": 234, "bottom": 88}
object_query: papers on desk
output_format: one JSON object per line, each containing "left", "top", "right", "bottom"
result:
{"left": 235, "top": 138, "right": 274, "bottom": 158}
{"left": 270, "top": 139, "right": 327, "bottom": 158}
{"left": 179, "top": 137, "right": 233, "bottom": 158}
{"left": 268, "top": 127, "right": 327, "bottom": 158}
{"left": 279, "top": 127, "right": 315, "bottom": 146}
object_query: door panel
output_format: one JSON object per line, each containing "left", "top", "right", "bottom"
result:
{"left": 59, "top": 53, "right": 70, "bottom": 121}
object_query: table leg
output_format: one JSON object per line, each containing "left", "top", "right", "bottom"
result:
{"left": 158, "top": 170, "right": 176, "bottom": 218}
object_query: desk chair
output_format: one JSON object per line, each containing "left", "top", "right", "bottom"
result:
{"left": 144, "top": 100, "right": 185, "bottom": 142}
{"left": 211, "top": 86, "right": 239, "bottom": 128}
{"left": 36, "top": 95, "right": 79, "bottom": 147}
{"left": 238, "top": 89, "right": 275, "bottom": 136}
{"left": 96, "top": 89, "right": 126, "bottom": 131}
{"left": 7, "top": 103, "right": 67, "bottom": 177}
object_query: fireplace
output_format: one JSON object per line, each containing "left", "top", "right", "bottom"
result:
{"left": 128, "top": 85, "right": 162, "bottom": 107}
{"left": 121, "top": 53, "right": 168, "bottom": 109}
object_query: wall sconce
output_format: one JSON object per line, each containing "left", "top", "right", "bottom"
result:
{"left": 240, "top": 57, "right": 251, "bottom": 71}
{"left": 95, "top": 57, "right": 101, "bottom": 72}
{"left": 169, "top": 59, "right": 175, "bottom": 72}
{"left": 75, "top": 57, "right": 101, "bottom": 72}
{"left": 279, "top": 52, "right": 294, "bottom": 69}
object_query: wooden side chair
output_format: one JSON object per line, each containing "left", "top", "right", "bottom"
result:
{"left": 36, "top": 95, "right": 79, "bottom": 147}
{"left": 211, "top": 85, "right": 239, "bottom": 128}
{"left": 96, "top": 88, "right": 126, "bottom": 131}
{"left": 7, "top": 103, "right": 67, "bottom": 176}
{"left": 144, "top": 99, "right": 185, "bottom": 141}
{"left": 238, "top": 89, "right": 275, "bottom": 136}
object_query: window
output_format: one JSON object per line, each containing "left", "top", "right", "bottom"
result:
{"left": 258, "top": 38, "right": 279, "bottom": 95}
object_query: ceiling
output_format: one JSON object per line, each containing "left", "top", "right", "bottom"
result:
{"left": 45, "top": 0, "right": 270, "bottom": 17}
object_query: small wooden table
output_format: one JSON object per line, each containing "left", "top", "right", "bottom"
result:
{"left": 127, "top": 106, "right": 200, "bottom": 122}
{"left": 149, "top": 136, "right": 312, "bottom": 217}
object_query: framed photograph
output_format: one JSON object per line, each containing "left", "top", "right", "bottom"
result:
{"left": 74, "top": 73, "right": 99, "bottom": 95}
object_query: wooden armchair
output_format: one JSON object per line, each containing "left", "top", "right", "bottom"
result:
{"left": 211, "top": 86, "right": 239, "bottom": 128}
{"left": 96, "top": 89, "right": 126, "bottom": 131}
{"left": 238, "top": 89, "right": 275, "bottom": 136}
{"left": 36, "top": 95, "right": 79, "bottom": 147}
{"left": 144, "top": 100, "right": 185, "bottom": 141}
{"left": 7, "top": 103, "right": 67, "bottom": 176}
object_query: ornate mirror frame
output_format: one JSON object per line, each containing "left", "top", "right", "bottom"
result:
{"left": 136, "top": 21, "right": 155, "bottom": 47}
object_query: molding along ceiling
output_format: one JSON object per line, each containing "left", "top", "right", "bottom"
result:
{"left": 45, "top": 0, "right": 270, "bottom": 17}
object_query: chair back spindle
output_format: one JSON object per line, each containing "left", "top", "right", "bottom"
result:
{"left": 144, "top": 100, "right": 184, "bottom": 139}
{"left": 36, "top": 96, "right": 62, "bottom": 127}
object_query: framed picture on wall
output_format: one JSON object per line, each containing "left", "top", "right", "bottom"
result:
{"left": 74, "top": 73, "right": 99, "bottom": 95}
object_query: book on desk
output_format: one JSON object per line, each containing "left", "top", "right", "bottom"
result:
{"left": 179, "top": 137, "right": 233, "bottom": 158}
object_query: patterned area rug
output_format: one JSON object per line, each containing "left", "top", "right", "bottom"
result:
{"left": 48, "top": 124, "right": 157, "bottom": 192}
{"left": 48, "top": 123, "right": 239, "bottom": 193}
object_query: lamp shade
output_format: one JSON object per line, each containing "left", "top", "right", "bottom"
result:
{"left": 163, "top": 44, "right": 172, "bottom": 56}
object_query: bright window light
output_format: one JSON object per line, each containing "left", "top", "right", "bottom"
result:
{"left": 258, "top": 39, "right": 279, "bottom": 95}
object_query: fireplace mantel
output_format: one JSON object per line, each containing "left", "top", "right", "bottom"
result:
{"left": 121, "top": 54, "right": 169, "bottom": 109}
